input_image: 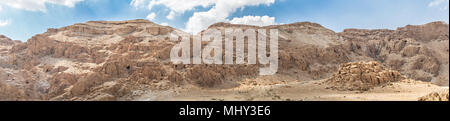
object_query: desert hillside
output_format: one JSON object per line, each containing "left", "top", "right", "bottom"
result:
{"left": 0, "top": 19, "right": 448, "bottom": 101}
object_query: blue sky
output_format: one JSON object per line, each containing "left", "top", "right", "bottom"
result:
{"left": 0, "top": 0, "right": 448, "bottom": 41}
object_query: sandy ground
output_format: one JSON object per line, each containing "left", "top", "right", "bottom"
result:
{"left": 135, "top": 77, "right": 448, "bottom": 101}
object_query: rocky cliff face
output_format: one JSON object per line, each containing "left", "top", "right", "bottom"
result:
{"left": 206, "top": 21, "right": 449, "bottom": 85}
{"left": 0, "top": 35, "right": 19, "bottom": 55}
{"left": 419, "top": 90, "right": 449, "bottom": 101}
{"left": 326, "top": 61, "right": 405, "bottom": 91}
{"left": 0, "top": 20, "right": 448, "bottom": 101}
{"left": 339, "top": 21, "right": 449, "bottom": 86}
{"left": 0, "top": 35, "right": 23, "bottom": 100}
{"left": 1, "top": 19, "right": 186, "bottom": 100}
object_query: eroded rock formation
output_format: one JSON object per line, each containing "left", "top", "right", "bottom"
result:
{"left": 418, "top": 90, "right": 449, "bottom": 101}
{"left": 0, "top": 20, "right": 448, "bottom": 101}
{"left": 325, "top": 61, "right": 405, "bottom": 91}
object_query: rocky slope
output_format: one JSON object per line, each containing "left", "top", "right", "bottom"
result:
{"left": 325, "top": 61, "right": 405, "bottom": 91}
{"left": 418, "top": 90, "right": 449, "bottom": 101}
{"left": 0, "top": 35, "right": 22, "bottom": 100}
{"left": 0, "top": 35, "right": 20, "bottom": 55}
{"left": 2, "top": 20, "right": 186, "bottom": 100}
{"left": 339, "top": 22, "right": 449, "bottom": 86}
{"left": 0, "top": 20, "right": 448, "bottom": 101}
{"left": 206, "top": 21, "right": 449, "bottom": 85}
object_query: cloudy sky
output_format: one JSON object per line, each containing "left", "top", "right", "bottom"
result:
{"left": 0, "top": 0, "right": 448, "bottom": 41}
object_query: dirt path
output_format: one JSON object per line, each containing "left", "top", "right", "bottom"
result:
{"left": 141, "top": 79, "right": 448, "bottom": 101}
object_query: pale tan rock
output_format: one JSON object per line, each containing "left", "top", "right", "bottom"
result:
{"left": 418, "top": 90, "right": 449, "bottom": 101}
{"left": 0, "top": 20, "right": 448, "bottom": 101}
{"left": 326, "top": 61, "right": 405, "bottom": 91}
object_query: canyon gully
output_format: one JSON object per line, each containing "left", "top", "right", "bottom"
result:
{"left": 170, "top": 28, "right": 279, "bottom": 75}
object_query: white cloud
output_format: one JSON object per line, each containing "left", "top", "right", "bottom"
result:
{"left": 130, "top": 0, "right": 148, "bottom": 8}
{"left": 429, "top": 0, "right": 449, "bottom": 10}
{"left": 139, "top": 0, "right": 216, "bottom": 13}
{"left": 166, "top": 11, "right": 176, "bottom": 20}
{"left": 185, "top": 0, "right": 275, "bottom": 34}
{"left": 146, "top": 12, "right": 156, "bottom": 20}
{"left": 131, "top": 0, "right": 216, "bottom": 18}
{"left": 230, "top": 16, "right": 277, "bottom": 27}
{"left": 0, "top": 20, "right": 10, "bottom": 27}
{"left": 160, "top": 22, "right": 169, "bottom": 26}
{"left": 130, "top": 0, "right": 276, "bottom": 33}
{"left": 0, "top": 6, "right": 3, "bottom": 11}
{"left": 429, "top": 0, "right": 449, "bottom": 7}
{"left": 0, "top": 0, "right": 83, "bottom": 12}
{"left": 185, "top": 10, "right": 228, "bottom": 33}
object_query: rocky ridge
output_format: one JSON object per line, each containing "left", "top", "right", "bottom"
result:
{"left": 0, "top": 20, "right": 448, "bottom": 101}
{"left": 326, "top": 61, "right": 405, "bottom": 91}
{"left": 418, "top": 90, "right": 449, "bottom": 101}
